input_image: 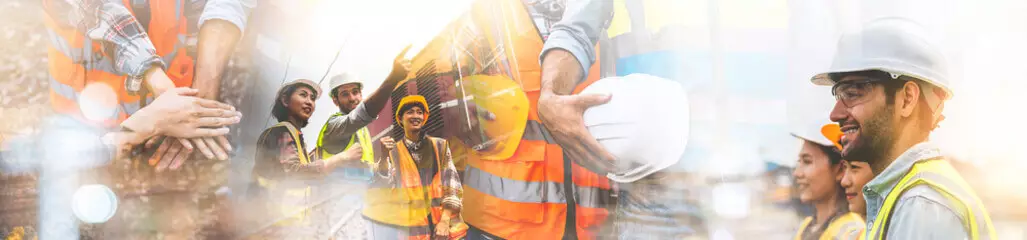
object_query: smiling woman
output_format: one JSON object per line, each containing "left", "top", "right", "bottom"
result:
{"left": 790, "top": 122, "right": 864, "bottom": 240}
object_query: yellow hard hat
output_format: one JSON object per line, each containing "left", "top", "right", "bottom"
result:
{"left": 395, "top": 95, "right": 429, "bottom": 127}
{"left": 459, "top": 74, "right": 529, "bottom": 161}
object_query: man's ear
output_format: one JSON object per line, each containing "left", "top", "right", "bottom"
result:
{"left": 899, "top": 81, "right": 920, "bottom": 118}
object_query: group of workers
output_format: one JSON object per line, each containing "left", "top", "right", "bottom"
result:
{"left": 2, "top": 0, "right": 999, "bottom": 239}
{"left": 790, "top": 18, "right": 996, "bottom": 240}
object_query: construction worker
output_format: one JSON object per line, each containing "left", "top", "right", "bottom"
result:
{"left": 840, "top": 157, "right": 874, "bottom": 240}
{"left": 363, "top": 95, "right": 468, "bottom": 239}
{"left": 811, "top": 17, "right": 995, "bottom": 239}
{"left": 448, "top": 0, "right": 614, "bottom": 239}
{"left": 316, "top": 72, "right": 375, "bottom": 181}
{"left": 791, "top": 122, "right": 864, "bottom": 240}
{"left": 250, "top": 79, "right": 364, "bottom": 238}
{"left": 40, "top": 0, "right": 253, "bottom": 238}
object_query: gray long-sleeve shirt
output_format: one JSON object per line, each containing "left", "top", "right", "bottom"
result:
{"left": 863, "top": 142, "right": 970, "bottom": 239}
{"left": 537, "top": 0, "right": 613, "bottom": 83}
{"left": 318, "top": 103, "right": 377, "bottom": 146}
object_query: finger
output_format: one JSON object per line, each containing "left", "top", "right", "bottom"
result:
{"left": 573, "top": 93, "right": 613, "bottom": 108}
{"left": 193, "top": 107, "right": 242, "bottom": 118}
{"left": 169, "top": 139, "right": 195, "bottom": 171}
{"left": 149, "top": 140, "right": 171, "bottom": 166}
{"left": 206, "top": 137, "right": 229, "bottom": 161}
{"left": 216, "top": 135, "right": 233, "bottom": 154}
{"left": 395, "top": 44, "right": 413, "bottom": 60}
{"left": 191, "top": 138, "right": 215, "bottom": 160}
{"left": 175, "top": 88, "right": 200, "bottom": 96}
{"left": 194, "top": 115, "right": 241, "bottom": 128}
{"left": 145, "top": 136, "right": 164, "bottom": 149}
{"left": 193, "top": 98, "right": 235, "bottom": 110}
{"left": 158, "top": 141, "right": 183, "bottom": 172}
{"left": 181, "top": 127, "right": 231, "bottom": 139}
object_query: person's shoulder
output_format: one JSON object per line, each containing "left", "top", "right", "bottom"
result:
{"left": 893, "top": 185, "right": 968, "bottom": 226}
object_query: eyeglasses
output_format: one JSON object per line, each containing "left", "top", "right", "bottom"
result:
{"left": 831, "top": 78, "right": 887, "bottom": 107}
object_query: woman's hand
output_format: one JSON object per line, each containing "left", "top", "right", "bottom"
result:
{"left": 434, "top": 220, "right": 450, "bottom": 239}
{"left": 123, "top": 87, "right": 241, "bottom": 140}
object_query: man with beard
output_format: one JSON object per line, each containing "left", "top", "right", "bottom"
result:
{"left": 810, "top": 17, "right": 995, "bottom": 240}
{"left": 316, "top": 72, "right": 378, "bottom": 181}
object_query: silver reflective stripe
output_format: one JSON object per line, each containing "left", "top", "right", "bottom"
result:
{"left": 911, "top": 171, "right": 994, "bottom": 240}
{"left": 574, "top": 185, "right": 612, "bottom": 209}
{"left": 46, "top": 29, "right": 89, "bottom": 62}
{"left": 464, "top": 165, "right": 566, "bottom": 204}
{"left": 522, "top": 119, "right": 554, "bottom": 143}
{"left": 49, "top": 76, "right": 77, "bottom": 100}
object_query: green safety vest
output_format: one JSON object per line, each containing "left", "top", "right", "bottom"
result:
{"left": 868, "top": 158, "right": 996, "bottom": 240}
{"left": 316, "top": 112, "right": 374, "bottom": 164}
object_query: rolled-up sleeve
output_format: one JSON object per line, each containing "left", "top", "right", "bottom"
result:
{"left": 44, "top": 0, "right": 164, "bottom": 93}
{"left": 539, "top": 0, "right": 613, "bottom": 82}
{"left": 885, "top": 196, "right": 968, "bottom": 239}
{"left": 199, "top": 0, "right": 257, "bottom": 32}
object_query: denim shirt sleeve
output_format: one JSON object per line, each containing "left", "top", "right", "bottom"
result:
{"left": 199, "top": 0, "right": 257, "bottom": 32}
{"left": 886, "top": 187, "right": 969, "bottom": 240}
{"left": 538, "top": 0, "right": 613, "bottom": 84}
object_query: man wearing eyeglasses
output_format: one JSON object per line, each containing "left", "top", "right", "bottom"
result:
{"left": 811, "top": 17, "right": 995, "bottom": 240}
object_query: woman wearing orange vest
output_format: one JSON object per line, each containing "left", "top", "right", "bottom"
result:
{"left": 251, "top": 79, "right": 364, "bottom": 238}
{"left": 791, "top": 123, "right": 864, "bottom": 240}
{"left": 364, "top": 95, "right": 467, "bottom": 240}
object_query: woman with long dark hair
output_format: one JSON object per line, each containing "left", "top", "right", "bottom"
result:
{"left": 791, "top": 122, "right": 864, "bottom": 240}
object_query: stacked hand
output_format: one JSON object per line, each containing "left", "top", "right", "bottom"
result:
{"left": 125, "top": 88, "right": 241, "bottom": 172}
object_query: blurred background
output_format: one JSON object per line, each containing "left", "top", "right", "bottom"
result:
{"left": 2, "top": 0, "right": 1026, "bottom": 239}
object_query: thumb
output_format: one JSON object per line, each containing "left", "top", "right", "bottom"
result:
{"left": 573, "top": 93, "right": 612, "bottom": 108}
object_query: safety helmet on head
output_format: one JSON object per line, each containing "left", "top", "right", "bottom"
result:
{"left": 395, "top": 95, "right": 429, "bottom": 127}
{"left": 811, "top": 17, "right": 951, "bottom": 118}
{"left": 579, "top": 73, "right": 689, "bottom": 183}
{"left": 276, "top": 78, "right": 322, "bottom": 101}
{"left": 328, "top": 72, "right": 362, "bottom": 99}
{"left": 790, "top": 119, "right": 844, "bottom": 152}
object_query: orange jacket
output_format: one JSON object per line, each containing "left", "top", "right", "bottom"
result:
{"left": 42, "top": 0, "right": 195, "bottom": 128}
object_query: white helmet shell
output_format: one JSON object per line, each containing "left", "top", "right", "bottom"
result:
{"left": 811, "top": 17, "right": 952, "bottom": 100}
{"left": 580, "top": 73, "right": 689, "bottom": 183}
{"left": 328, "top": 72, "right": 362, "bottom": 97}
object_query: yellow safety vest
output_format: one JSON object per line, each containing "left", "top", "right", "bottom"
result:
{"left": 795, "top": 212, "right": 865, "bottom": 240}
{"left": 255, "top": 122, "right": 315, "bottom": 226}
{"left": 867, "top": 159, "right": 996, "bottom": 240}
{"left": 362, "top": 137, "right": 468, "bottom": 239}
{"left": 316, "top": 112, "right": 374, "bottom": 164}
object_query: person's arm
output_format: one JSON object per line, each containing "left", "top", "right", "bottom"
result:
{"left": 42, "top": 0, "right": 175, "bottom": 96}
{"left": 193, "top": 0, "right": 256, "bottom": 99}
{"left": 436, "top": 142, "right": 461, "bottom": 238}
{"left": 885, "top": 196, "right": 969, "bottom": 239}
{"left": 277, "top": 133, "right": 331, "bottom": 178}
{"left": 322, "top": 47, "right": 412, "bottom": 144}
{"left": 536, "top": 0, "right": 617, "bottom": 174}
{"left": 538, "top": 0, "right": 613, "bottom": 91}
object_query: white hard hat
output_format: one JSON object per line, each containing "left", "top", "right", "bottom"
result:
{"left": 328, "top": 72, "right": 362, "bottom": 97}
{"left": 790, "top": 119, "right": 843, "bottom": 151}
{"left": 811, "top": 17, "right": 952, "bottom": 109}
{"left": 580, "top": 73, "right": 689, "bottom": 183}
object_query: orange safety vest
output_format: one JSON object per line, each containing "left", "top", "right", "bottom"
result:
{"left": 42, "top": 0, "right": 195, "bottom": 128}
{"left": 362, "top": 137, "right": 468, "bottom": 240}
{"left": 460, "top": 0, "right": 612, "bottom": 239}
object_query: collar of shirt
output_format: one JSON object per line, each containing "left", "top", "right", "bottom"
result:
{"left": 862, "top": 141, "right": 943, "bottom": 227}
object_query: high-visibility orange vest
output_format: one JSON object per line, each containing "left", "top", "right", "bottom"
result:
{"left": 362, "top": 137, "right": 468, "bottom": 240}
{"left": 42, "top": 0, "right": 195, "bottom": 128}
{"left": 459, "top": 0, "right": 613, "bottom": 239}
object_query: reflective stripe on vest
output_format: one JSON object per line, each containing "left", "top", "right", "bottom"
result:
{"left": 458, "top": 0, "right": 611, "bottom": 239}
{"left": 362, "top": 137, "right": 469, "bottom": 239}
{"left": 43, "top": 0, "right": 193, "bottom": 127}
{"left": 255, "top": 122, "right": 315, "bottom": 226}
{"left": 868, "top": 159, "right": 995, "bottom": 240}
{"left": 317, "top": 112, "right": 375, "bottom": 164}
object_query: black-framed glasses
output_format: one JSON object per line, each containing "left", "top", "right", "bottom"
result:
{"left": 831, "top": 78, "right": 887, "bottom": 107}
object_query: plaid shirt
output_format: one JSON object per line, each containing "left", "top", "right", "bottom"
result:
{"left": 374, "top": 137, "right": 464, "bottom": 211}
{"left": 43, "top": 0, "right": 254, "bottom": 94}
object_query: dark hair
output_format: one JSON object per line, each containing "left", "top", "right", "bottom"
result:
{"left": 271, "top": 83, "right": 316, "bottom": 123}
{"left": 817, "top": 143, "right": 843, "bottom": 166}
{"left": 829, "top": 70, "right": 936, "bottom": 131}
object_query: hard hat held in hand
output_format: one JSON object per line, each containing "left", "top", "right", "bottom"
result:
{"left": 580, "top": 73, "right": 689, "bottom": 183}
{"left": 811, "top": 17, "right": 952, "bottom": 100}
{"left": 329, "top": 72, "right": 362, "bottom": 94}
